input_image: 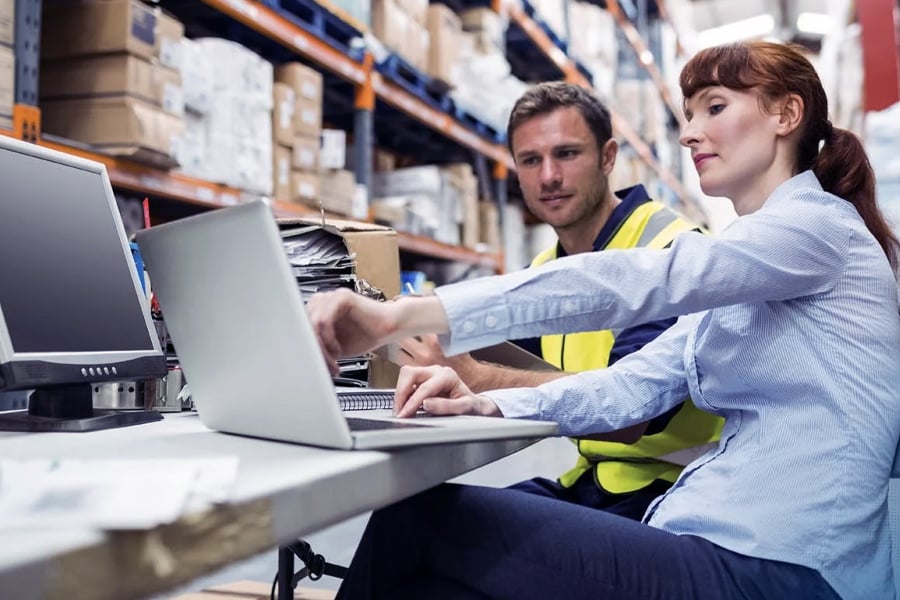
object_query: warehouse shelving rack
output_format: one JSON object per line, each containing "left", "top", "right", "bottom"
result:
{"left": 3, "top": 0, "right": 700, "bottom": 271}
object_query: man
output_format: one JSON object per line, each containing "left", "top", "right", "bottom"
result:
{"left": 398, "top": 82, "right": 723, "bottom": 520}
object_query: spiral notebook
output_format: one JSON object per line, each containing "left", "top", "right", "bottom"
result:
{"left": 336, "top": 388, "right": 394, "bottom": 411}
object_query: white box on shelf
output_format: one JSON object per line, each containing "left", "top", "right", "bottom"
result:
{"left": 319, "top": 129, "right": 347, "bottom": 170}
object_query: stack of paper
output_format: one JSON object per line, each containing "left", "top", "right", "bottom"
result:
{"left": 281, "top": 225, "right": 357, "bottom": 303}
{"left": 280, "top": 225, "right": 369, "bottom": 380}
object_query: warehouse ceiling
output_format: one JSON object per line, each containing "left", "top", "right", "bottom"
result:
{"left": 666, "top": 0, "right": 853, "bottom": 53}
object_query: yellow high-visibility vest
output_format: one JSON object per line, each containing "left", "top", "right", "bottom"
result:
{"left": 531, "top": 200, "right": 724, "bottom": 493}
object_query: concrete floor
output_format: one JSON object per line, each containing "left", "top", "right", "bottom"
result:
{"left": 159, "top": 436, "right": 577, "bottom": 598}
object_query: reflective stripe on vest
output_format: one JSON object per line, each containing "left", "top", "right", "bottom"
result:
{"left": 530, "top": 200, "right": 724, "bottom": 494}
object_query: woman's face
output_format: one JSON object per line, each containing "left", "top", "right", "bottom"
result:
{"left": 679, "top": 86, "right": 786, "bottom": 215}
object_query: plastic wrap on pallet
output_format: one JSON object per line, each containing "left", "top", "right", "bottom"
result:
{"left": 867, "top": 102, "right": 900, "bottom": 228}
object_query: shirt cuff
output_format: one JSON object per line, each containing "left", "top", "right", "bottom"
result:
{"left": 484, "top": 387, "right": 542, "bottom": 420}
{"left": 434, "top": 283, "right": 511, "bottom": 355}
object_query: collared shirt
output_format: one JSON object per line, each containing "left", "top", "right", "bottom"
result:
{"left": 435, "top": 171, "right": 900, "bottom": 599}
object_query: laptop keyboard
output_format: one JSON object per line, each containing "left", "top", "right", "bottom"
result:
{"left": 345, "top": 417, "right": 434, "bottom": 431}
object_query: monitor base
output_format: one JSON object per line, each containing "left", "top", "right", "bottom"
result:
{"left": 0, "top": 408, "right": 163, "bottom": 432}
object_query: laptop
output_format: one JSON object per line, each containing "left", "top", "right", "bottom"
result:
{"left": 135, "top": 201, "right": 558, "bottom": 450}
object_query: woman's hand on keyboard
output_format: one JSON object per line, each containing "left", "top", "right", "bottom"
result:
{"left": 393, "top": 365, "right": 501, "bottom": 418}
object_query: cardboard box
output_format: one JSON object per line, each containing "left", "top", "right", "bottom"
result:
{"left": 272, "top": 83, "right": 296, "bottom": 147}
{"left": 426, "top": 4, "right": 461, "bottom": 85}
{"left": 0, "top": 45, "right": 13, "bottom": 119}
{"left": 292, "top": 135, "right": 319, "bottom": 172}
{"left": 294, "top": 96, "right": 322, "bottom": 139}
{"left": 289, "top": 171, "right": 320, "bottom": 205}
{"left": 273, "top": 144, "right": 292, "bottom": 200}
{"left": 41, "top": 0, "right": 184, "bottom": 64}
{"left": 396, "top": 0, "right": 428, "bottom": 25}
{"left": 274, "top": 62, "right": 323, "bottom": 105}
{"left": 319, "top": 128, "right": 346, "bottom": 170}
{"left": 0, "top": 0, "right": 14, "bottom": 47}
{"left": 156, "top": 8, "right": 184, "bottom": 70}
{"left": 318, "top": 169, "right": 357, "bottom": 217}
{"left": 406, "top": 19, "right": 430, "bottom": 73}
{"left": 41, "top": 96, "right": 184, "bottom": 169}
{"left": 41, "top": 54, "right": 184, "bottom": 116}
{"left": 459, "top": 7, "right": 505, "bottom": 53}
{"left": 276, "top": 214, "right": 401, "bottom": 388}
{"left": 479, "top": 200, "right": 501, "bottom": 250}
{"left": 372, "top": 0, "right": 409, "bottom": 56}
{"left": 277, "top": 215, "right": 400, "bottom": 300}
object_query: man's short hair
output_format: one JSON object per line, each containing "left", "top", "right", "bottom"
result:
{"left": 506, "top": 82, "right": 613, "bottom": 153}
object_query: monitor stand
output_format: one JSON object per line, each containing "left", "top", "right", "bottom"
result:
{"left": 0, "top": 384, "right": 162, "bottom": 432}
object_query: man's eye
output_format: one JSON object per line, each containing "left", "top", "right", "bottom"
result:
{"left": 520, "top": 157, "right": 539, "bottom": 166}
{"left": 558, "top": 149, "right": 578, "bottom": 159}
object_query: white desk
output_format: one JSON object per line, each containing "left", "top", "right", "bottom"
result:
{"left": 0, "top": 412, "right": 539, "bottom": 600}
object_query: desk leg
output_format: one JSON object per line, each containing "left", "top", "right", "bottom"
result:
{"left": 277, "top": 546, "right": 295, "bottom": 600}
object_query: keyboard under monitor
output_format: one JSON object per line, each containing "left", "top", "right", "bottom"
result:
{"left": 345, "top": 417, "right": 435, "bottom": 431}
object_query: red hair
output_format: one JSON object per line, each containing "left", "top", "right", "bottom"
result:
{"left": 680, "top": 42, "right": 899, "bottom": 272}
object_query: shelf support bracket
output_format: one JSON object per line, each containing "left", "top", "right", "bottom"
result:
{"left": 12, "top": 104, "right": 40, "bottom": 142}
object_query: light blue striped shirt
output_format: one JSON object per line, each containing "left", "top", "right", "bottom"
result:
{"left": 435, "top": 171, "right": 900, "bottom": 599}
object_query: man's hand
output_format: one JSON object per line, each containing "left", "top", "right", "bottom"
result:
{"left": 306, "top": 288, "right": 398, "bottom": 376}
{"left": 393, "top": 365, "right": 501, "bottom": 419}
{"left": 397, "top": 334, "right": 479, "bottom": 380}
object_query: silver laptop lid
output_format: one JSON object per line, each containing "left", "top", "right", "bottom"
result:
{"left": 136, "top": 202, "right": 354, "bottom": 448}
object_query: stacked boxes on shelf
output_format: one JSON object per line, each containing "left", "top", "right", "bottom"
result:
{"left": 177, "top": 37, "right": 213, "bottom": 176}
{"left": 178, "top": 38, "right": 273, "bottom": 195}
{"left": 371, "top": 163, "right": 480, "bottom": 249}
{"left": 319, "top": 128, "right": 366, "bottom": 220}
{"left": 568, "top": 2, "right": 618, "bottom": 100}
{"left": 531, "top": 0, "right": 569, "bottom": 43}
{"left": 452, "top": 7, "right": 528, "bottom": 133}
{"left": 275, "top": 62, "right": 323, "bottom": 205}
{"left": 0, "top": 0, "right": 13, "bottom": 130}
{"left": 40, "top": 0, "right": 185, "bottom": 168}
{"left": 372, "top": 0, "right": 429, "bottom": 72}
{"left": 425, "top": 4, "right": 462, "bottom": 87}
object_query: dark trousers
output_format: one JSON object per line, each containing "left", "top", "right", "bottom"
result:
{"left": 335, "top": 483, "right": 841, "bottom": 600}
{"left": 508, "top": 472, "right": 673, "bottom": 522}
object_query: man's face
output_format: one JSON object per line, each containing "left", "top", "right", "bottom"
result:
{"left": 511, "top": 107, "right": 612, "bottom": 231}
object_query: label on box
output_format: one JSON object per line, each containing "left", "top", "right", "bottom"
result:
{"left": 301, "top": 81, "right": 318, "bottom": 100}
{"left": 163, "top": 84, "right": 186, "bottom": 117}
{"left": 277, "top": 157, "right": 289, "bottom": 184}
{"left": 131, "top": 10, "right": 157, "bottom": 46}
{"left": 299, "top": 182, "right": 315, "bottom": 199}
{"left": 298, "top": 148, "right": 314, "bottom": 170}
{"left": 352, "top": 184, "right": 369, "bottom": 220}
{"left": 160, "top": 38, "right": 183, "bottom": 71}
{"left": 279, "top": 100, "right": 294, "bottom": 129}
{"left": 300, "top": 108, "right": 317, "bottom": 125}
{"left": 169, "top": 135, "right": 183, "bottom": 161}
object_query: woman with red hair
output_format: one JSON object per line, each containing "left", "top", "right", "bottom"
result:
{"left": 308, "top": 42, "right": 900, "bottom": 599}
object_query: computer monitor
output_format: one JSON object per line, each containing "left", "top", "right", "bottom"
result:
{"left": 0, "top": 136, "right": 166, "bottom": 432}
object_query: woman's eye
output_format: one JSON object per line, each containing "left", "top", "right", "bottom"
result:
{"left": 709, "top": 104, "right": 725, "bottom": 115}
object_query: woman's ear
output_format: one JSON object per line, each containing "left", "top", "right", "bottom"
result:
{"left": 776, "top": 93, "right": 804, "bottom": 137}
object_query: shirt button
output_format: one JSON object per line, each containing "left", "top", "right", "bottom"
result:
{"left": 485, "top": 315, "right": 497, "bottom": 328}
{"left": 463, "top": 321, "right": 475, "bottom": 334}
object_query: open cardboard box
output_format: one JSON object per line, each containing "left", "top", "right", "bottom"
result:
{"left": 278, "top": 216, "right": 401, "bottom": 387}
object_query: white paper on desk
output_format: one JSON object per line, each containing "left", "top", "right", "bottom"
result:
{"left": 0, "top": 458, "right": 239, "bottom": 531}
